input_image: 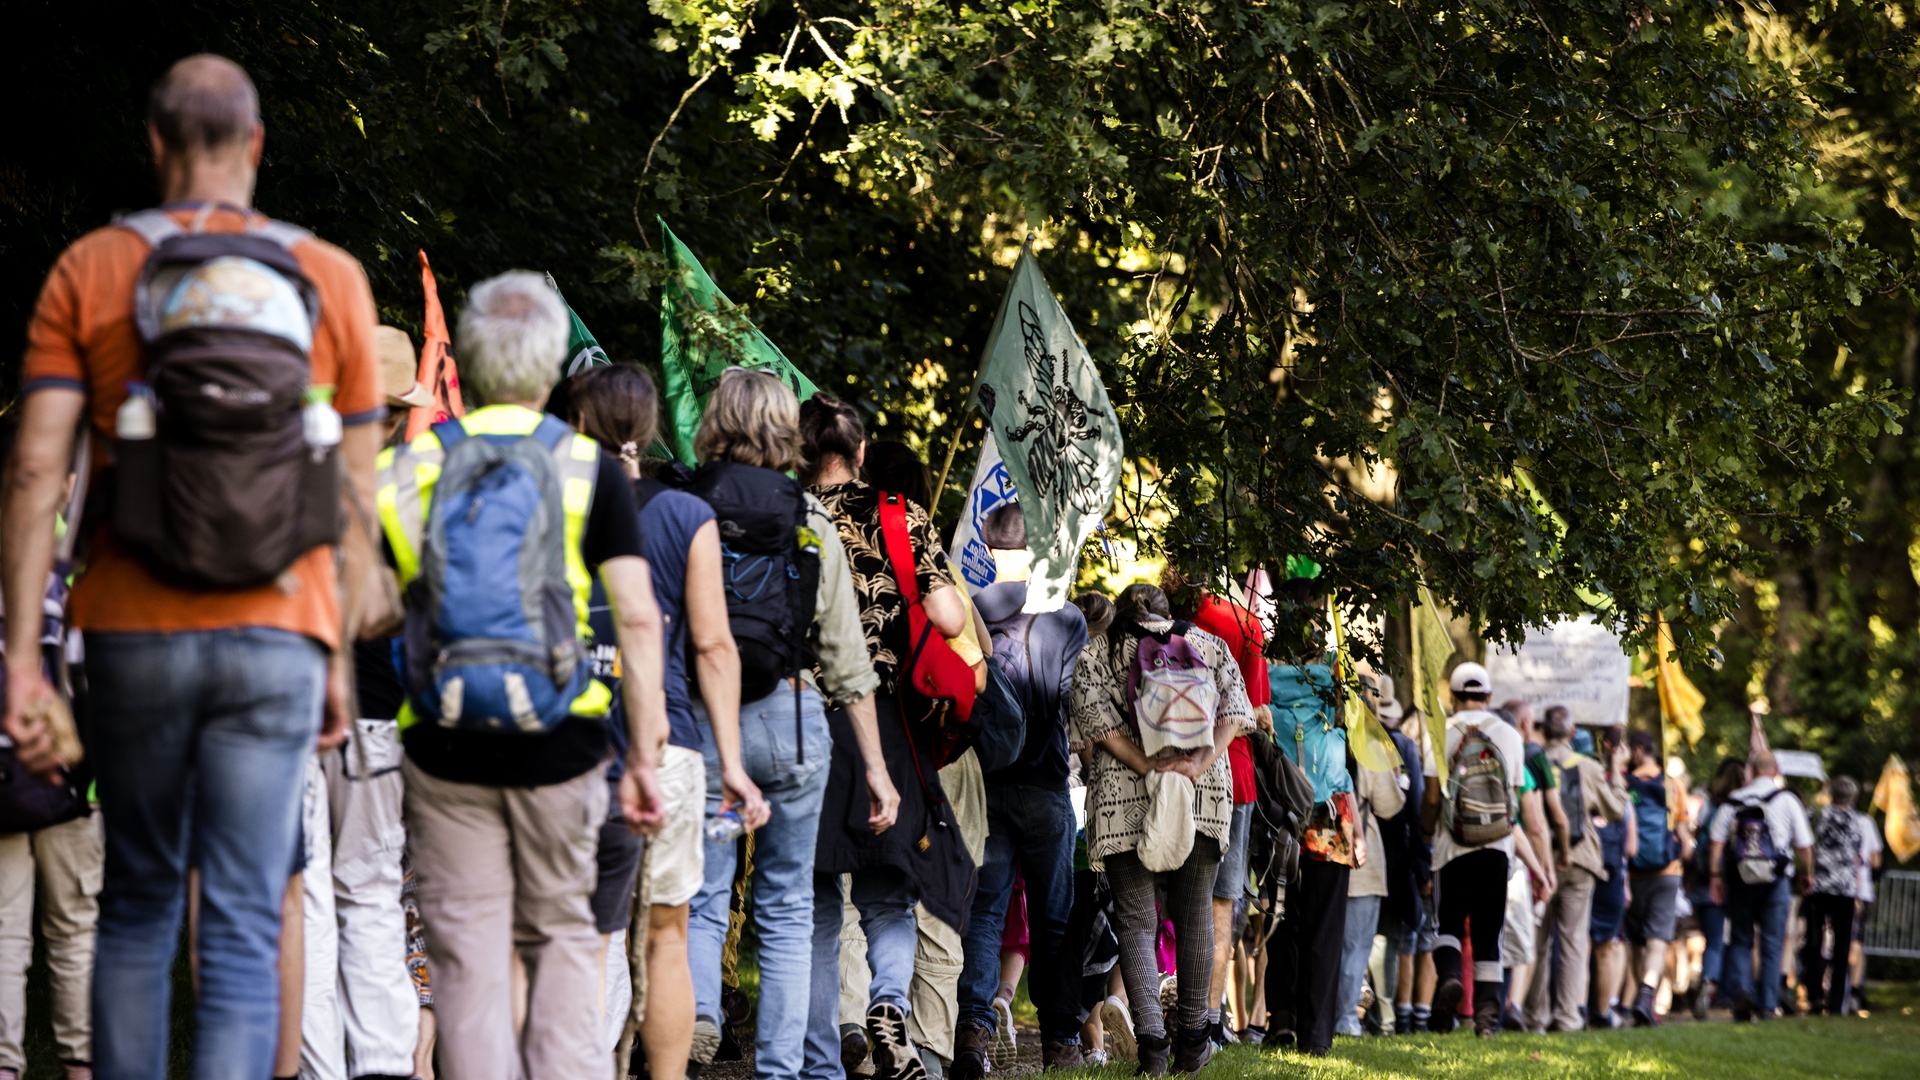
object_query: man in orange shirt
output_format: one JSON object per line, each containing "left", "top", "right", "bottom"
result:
{"left": 2, "top": 55, "right": 383, "bottom": 1080}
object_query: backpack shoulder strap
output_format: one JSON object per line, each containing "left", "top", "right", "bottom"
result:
{"left": 115, "top": 209, "right": 185, "bottom": 249}
{"left": 431, "top": 419, "right": 468, "bottom": 451}
{"left": 251, "top": 219, "right": 313, "bottom": 251}
{"left": 877, "top": 492, "right": 921, "bottom": 606}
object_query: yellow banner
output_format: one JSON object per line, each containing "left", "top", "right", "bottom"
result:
{"left": 1654, "top": 614, "right": 1707, "bottom": 749}
{"left": 1410, "top": 585, "right": 1455, "bottom": 788}
{"left": 1872, "top": 755, "right": 1920, "bottom": 864}
{"left": 1330, "top": 598, "right": 1403, "bottom": 774}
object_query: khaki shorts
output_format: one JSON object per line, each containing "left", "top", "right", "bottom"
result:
{"left": 1501, "top": 862, "right": 1538, "bottom": 967}
{"left": 648, "top": 745, "right": 707, "bottom": 907}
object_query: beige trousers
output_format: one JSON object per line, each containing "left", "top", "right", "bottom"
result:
{"left": 404, "top": 759, "right": 609, "bottom": 1080}
{"left": 0, "top": 813, "right": 103, "bottom": 1070}
{"left": 1524, "top": 866, "right": 1597, "bottom": 1032}
{"left": 838, "top": 894, "right": 966, "bottom": 1065}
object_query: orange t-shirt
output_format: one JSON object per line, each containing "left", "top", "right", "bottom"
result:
{"left": 22, "top": 204, "right": 383, "bottom": 651}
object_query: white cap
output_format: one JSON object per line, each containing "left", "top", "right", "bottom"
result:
{"left": 1449, "top": 661, "right": 1491, "bottom": 696}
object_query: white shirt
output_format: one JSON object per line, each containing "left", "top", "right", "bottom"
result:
{"left": 1709, "top": 775, "right": 1814, "bottom": 852}
{"left": 1860, "top": 819, "right": 1884, "bottom": 902}
{"left": 1431, "top": 710, "right": 1527, "bottom": 872}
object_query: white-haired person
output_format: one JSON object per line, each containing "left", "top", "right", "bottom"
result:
{"left": 374, "top": 271, "right": 671, "bottom": 1080}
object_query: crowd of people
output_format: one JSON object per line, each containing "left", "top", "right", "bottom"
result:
{"left": 0, "top": 53, "right": 1896, "bottom": 1080}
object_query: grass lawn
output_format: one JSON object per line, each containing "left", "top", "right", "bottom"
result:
{"left": 1058, "top": 983, "right": 1920, "bottom": 1080}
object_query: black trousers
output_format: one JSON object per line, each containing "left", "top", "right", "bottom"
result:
{"left": 1798, "top": 891, "right": 1857, "bottom": 1015}
{"left": 1265, "top": 856, "right": 1350, "bottom": 1052}
{"left": 1434, "top": 848, "right": 1508, "bottom": 1001}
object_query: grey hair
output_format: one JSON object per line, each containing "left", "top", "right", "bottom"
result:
{"left": 455, "top": 271, "right": 568, "bottom": 406}
{"left": 1831, "top": 775, "right": 1858, "bottom": 809}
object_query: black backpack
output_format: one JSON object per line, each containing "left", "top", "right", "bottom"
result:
{"left": 683, "top": 462, "right": 820, "bottom": 705}
{"left": 1558, "top": 754, "right": 1588, "bottom": 849}
{"left": 111, "top": 209, "right": 341, "bottom": 588}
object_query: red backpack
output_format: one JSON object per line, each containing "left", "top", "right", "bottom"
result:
{"left": 877, "top": 492, "right": 977, "bottom": 763}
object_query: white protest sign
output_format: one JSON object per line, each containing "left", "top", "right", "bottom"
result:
{"left": 1485, "top": 615, "right": 1631, "bottom": 728}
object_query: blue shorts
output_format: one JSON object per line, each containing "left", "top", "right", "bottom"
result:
{"left": 1213, "top": 802, "right": 1255, "bottom": 900}
{"left": 1591, "top": 866, "right": 1629, "bottom": 942}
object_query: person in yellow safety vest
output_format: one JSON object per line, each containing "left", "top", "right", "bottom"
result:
{"left": 375, "top": 270, "right": 669, "bottom": 1080}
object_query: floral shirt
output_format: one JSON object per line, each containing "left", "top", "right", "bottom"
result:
{"left": 811, "top": 480, "right": 956, "bottom": 699}
{"left": 1069, "top": 619, "right": 1256, "bottom": 870}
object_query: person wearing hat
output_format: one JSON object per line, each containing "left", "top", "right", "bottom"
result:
{"left": 377, "top": 324, "right": 435, "bottom": 443}
{"left": 1525, "top": 705, "right": 1627, "bottom": 1032}
{"left": 1413, "top": 661, "right": 1527, "bottom": 1036}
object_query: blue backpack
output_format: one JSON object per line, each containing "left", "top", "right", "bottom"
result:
{"left": 1268, "top": 663, "right": 1352, "bottom": 803}
{"left": 402, "top": 416, "right": 591, "bottom": 734}
{"left": 1627, "top": 774, "right": 1673, "bottom": 872}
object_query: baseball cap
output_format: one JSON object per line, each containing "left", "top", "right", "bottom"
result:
{"left": 1448, "top": 661, "right": 1491, "bottom": 696}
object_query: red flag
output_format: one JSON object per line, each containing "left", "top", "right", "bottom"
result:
{"left": 406, "top": 250, "right": 464, "bottom": 441}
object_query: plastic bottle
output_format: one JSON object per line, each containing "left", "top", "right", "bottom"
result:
{"left": 705, "top": 809, "right": 744, "bottom": 846}
{"left": 303, "top": 385, "right": 341, "bottom": 450}
{"left": 116, "top": 382, "right": 156, "bottom": 440}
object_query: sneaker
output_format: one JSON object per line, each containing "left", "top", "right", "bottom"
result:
{"left": 1219, "top": 1023, "right": 1240, "bottom": 1045}
{"left": 868, "top": 1003, "right": 931, "bottom": 1080}
{"left": 1632, "top": 985, "right": 1658, "bottom": 1028}
{"left": 1240, "top": 1024, "right": 1266, "bottom": 1045}
{"left": 1172, "top": 1025, "right": 1214, "bottom": 1074}
{"left": 950, "top": 1021, "right": 991, "bottom": 1080}
{"left": 1501, "top": 1004, "right": 1525, "bottom": 1032}
{"left": 843, "top": 1022, "right": 874, "bottom": 1071}
{"left": 1259, "top": 1027, "right": 1295, "bottom": 1052}
{"left": 991, "top": 996, "right": 1019, "bottom": 1070}
{"left": 1086, "top": 1049, "right": 1110, "bottom": 1067}
{"left": 1100, "top": 996, "right": 1138, "bottom": 1061}
{"left": 1692, "top": 979, "right": 1715, "bottom": 1021}
{"left": 1394, "top": 1010, "right": 1413, "bottom": 1036}
{"left": 691, "top": 1016, "right": 723, "bottom": 1066}
{"left": 1136, "top": 1032, "right": 1171, "bottom": 1077}
{"left": 1430, "top": 979, "right": 1463, "bottom": 1035}
{"left": 1610, "top": 1006, "right": 1634, "bottom": 1029}
{"left": 1043, "top": 1040, "right": 1085, "bottom": 1071}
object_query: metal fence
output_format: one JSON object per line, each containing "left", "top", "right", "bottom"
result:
{"left": 1863, "top": 870, "right": 1920, "bottom": 958}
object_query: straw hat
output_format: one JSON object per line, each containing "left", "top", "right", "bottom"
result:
{"left": 377, "top": 325, "right": 434, "bottom": 409}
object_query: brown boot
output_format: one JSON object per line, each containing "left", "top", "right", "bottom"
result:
{"left": 1472, "top": 982, "right": 1502, "bottom": 1038}
{"left": 950, "top": 1022, "right": 992, "bottom": 1080}
{"left": 1043, "top": 1040, "right": 1086, "bottom": 1070}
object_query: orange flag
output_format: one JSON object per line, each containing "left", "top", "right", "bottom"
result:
{"left": 405, "top": 250, "right": 464, "bottom": 441}
{"left": 1872, "top": 755, "right": 1920, "bottom": 864}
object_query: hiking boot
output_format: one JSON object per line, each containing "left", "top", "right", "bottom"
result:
{"left": 1632, "top": 985, "right": 1658, "bottom": 1027}
{"left": 691, "top": 1016, "right": 722, "bottom": 1065}
{"left": 950, "top": 1021, "right": 991, "bottom": 1080}
{"left": 1692, "top": 979, "right": 1715, "bottom": 1021}
{"left": 1172, "top": 1026, "right": 1213, "bottom": 1074}
{"left": 1430, "top": 979, "right": 1463, "bottom": 1034}
{"left": 1100, "top": 996, "right": 1138, "bottom": 1061}
{"left": 1136, "top": 1033, "right": 1171, "bottom": 1077}
{"left": 843, "top": 1022, "right": 874, "bottom": 1071}
{"left": 1043, "top": 1040, "right": 1085, "bottom": 1071}
{"left": 868, "top": 1003, "right": 930, "bottom": 1080}
{"left": 1472, "top": 984, "right": 1501, "bottom": 1038}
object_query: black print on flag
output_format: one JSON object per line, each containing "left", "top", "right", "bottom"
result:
{"left": 1002, "top": 302, "right": 1106, "bottom": 514}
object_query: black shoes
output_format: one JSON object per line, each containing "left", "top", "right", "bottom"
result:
{"left": 867, "top": 1003, "right": 929, "bottom": 1080}
{"left": 1430, "top": 979, "right": 1464, "bottom": 1034}
{"left": 1471, "top": 984, "right": 1501, "bottom": 1038}
{"left": 1632, "top": 985, "right": 1658, "bottom": 1027}
{"left": 842, "top": 1022, "right": 873, "bottom": 1071}
{"left": 1172, "top": 1025, "right": 1214, "bottom": 1074}
{"left": 1136, "top": 1032, "right": 1172, "bottom": 1076}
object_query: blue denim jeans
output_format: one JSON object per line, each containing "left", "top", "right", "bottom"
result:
{"left": 1690, "top": 888, "right": 1727, "bottom": 987}
{"left": 957, "top": 783, "right": 1077, "bottom": 1043}
{"left": 1724, "top": 876, "right": 1793, "bottom": 1014}
{"left": 805, "top": 867, "right": 920, "bottom": 1080}
{"left": 689, "top": 686, "right": 832, "bottom": 1080}
{"left": 86, "top": 629, "right": 326, "bottom": 1080}
{"left": 1335, "top": 893, "right": 1383, "bottom": 1036}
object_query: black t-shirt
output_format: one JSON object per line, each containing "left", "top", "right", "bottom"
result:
{"left": 353, "top": 638, "right": 405, "bottom": 721}
{"left": 403, "top": 451, "right": 644, "bottom": 787}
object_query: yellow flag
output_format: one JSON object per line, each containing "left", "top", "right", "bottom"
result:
{"left": 1654, "top": 614, "right": 1707, "bottom": 749}
{"left": 1410, "top": 585, "right": 1455, "bottom": 787}
{"left": 1872, "top": 755, "right": 1920, "bottom": 864}
{"left": 1329, "top": 598, "right": 1403, "bottom": 774}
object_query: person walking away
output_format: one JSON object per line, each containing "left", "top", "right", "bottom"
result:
{"left": 1412, "top": 663, "right": 1525, "bottom": 1037}
{"left": 567, "top": 365, "right": 774, "bottom": 1077}
{"left": 1367, "top": 678, "right": 1430, "bottom": 1035}
{"left": 800, "top": 393, "right": 969, "bottom": 1080}
{"left": 1071, "top": 584, "right": 1254, "bottom": 1074}
{"left": 377, "top": 272, "right": 671, "bottom": 1080}
{"left": 4, "top": 54, "right": 386, "bottom": 1080}
{"left": 1333, "top": 674, "right": 1407, "bottom": 1038}
{"left": 1493, "top": 705, "right": 1555, "bottom": 1032}
{"left": 1582, "top": 726, "right": 1634, "bottom": 1028}
{"left": 1687, "top": 758, "right": 1746, "bottom": 1018}
{"left": 306, "top": 324, "right": 435, "bottom": 1080}
{"left": 1180, "top": 576, "right": 1270, "bottom": 1049}
{"left": 1800, "top": 776, "right": 1870, "bottom": 1016}
{"left": 948, "top": 502, "right": 1088, "bottom": 1078}
{"left": 1709, "top": 750, "right": 1814, "bottom": 1021}
{"left": 1623, "top": 730, "right": 1693, "bottom": 1026}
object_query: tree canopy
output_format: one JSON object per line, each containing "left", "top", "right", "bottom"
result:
{"left": 4, "top": 0, "right": 1916, "bottom": 778}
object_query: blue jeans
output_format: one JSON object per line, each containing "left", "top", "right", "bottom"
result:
{"left": 87, "top": 629, "right": 326, "bottom": 1080}
{"left": 688, "top": 687, "right": 832, "bottom": 1080}
{"left": 805, "top": 868, "right": 919, "bottom": 1080}
{"left": 1724, "top": 876, "right": 1792, "bottom": 1014}
{"left": 957, "top": 783, "right": 1077, "bottom": 1043}
{"left": 1690, "top": 889, "right": 1727, "bottom": 987}
{"left": 1335, "top": 894, "right": 1383, "bottom": 1036}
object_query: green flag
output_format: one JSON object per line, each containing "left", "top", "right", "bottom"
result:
{"left": 545, "top": 274, "right": 610, "bottom": 377}
{"left": 658, "top": 219, "right": 817, "bottom": 463}
{"left": 974, "top": 241, "right": 1124, "bottom": 612}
